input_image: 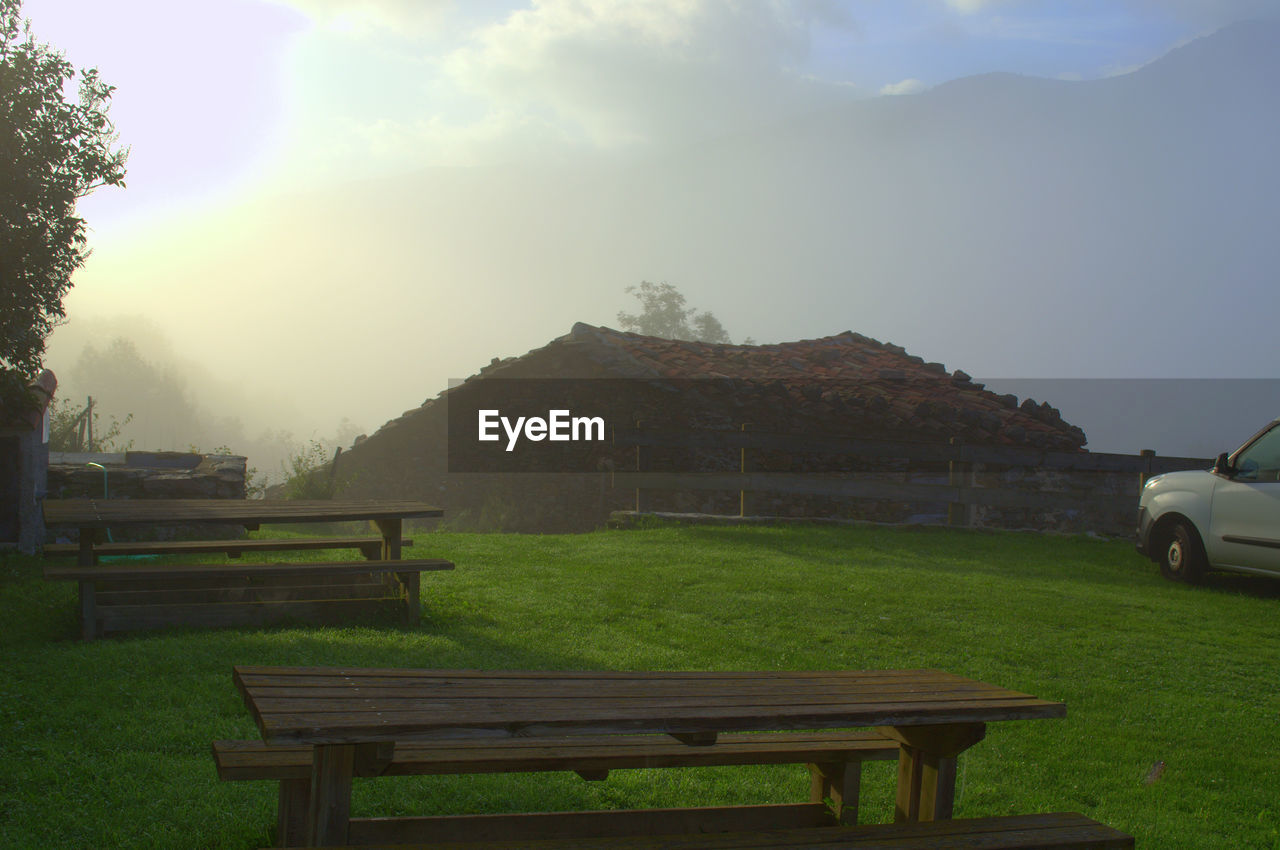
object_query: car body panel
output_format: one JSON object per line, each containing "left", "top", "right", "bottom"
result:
{"left": 1208, "top": 477, "right": 1280, "bottom": 570}
{"left": 1138, "top": 418, "right": 1280, "bottom": 581}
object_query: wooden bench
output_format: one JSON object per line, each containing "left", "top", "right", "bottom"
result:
{"left": 43, "top": 536, "right": 414, "bottom": 563}
{"left": 279, "top": 812, "right": 1133, "bottom": 849}
{"left": 213, "top": 731, "right": 900, "bottom": 847}
{"left": 44, "top": 558, "right": 454, "bottom": 639}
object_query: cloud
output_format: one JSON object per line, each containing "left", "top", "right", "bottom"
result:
{"left": 879, "top": 78, "right": 927, "bottom": 95}
{"left": 437, "top": 0, "right": 859, "bottom": 150}
{"left": 943, "top": 0, "right": 1011, "bottom": 13}
{"left": 272, "top": 0, "right": 453, "bottom": 34}
{"left": 1131, "top": 0, "right": 1280, "bottom": 29}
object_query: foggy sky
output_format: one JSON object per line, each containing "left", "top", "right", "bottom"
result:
{"left": 33, "top": 1, "right": 1280, "bottom": 460}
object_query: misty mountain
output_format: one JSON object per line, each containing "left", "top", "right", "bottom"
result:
{"left": 63, "top": 21, "right": 1280, "bottom": 456}
{"left": 643, "top": 18, "right": 1280, "bottom": 348}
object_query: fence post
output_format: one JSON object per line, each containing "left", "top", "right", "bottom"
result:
{"left": 1139, "top": 449, "right": 1156, "bottom": 489}
{"left": 740, "top": 423, "right": 753, "bottom": 517}
{"left": 634, "top": 420, "right": 645, "bottom": 514}
{"left": 947, "top": 437, "right": 967, "bottom": 527}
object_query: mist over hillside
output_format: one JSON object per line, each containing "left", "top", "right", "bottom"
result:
{"left": 51, "top": 21, "right": 1280, "bottom": 462}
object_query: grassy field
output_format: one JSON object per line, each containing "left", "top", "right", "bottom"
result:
{"left": 1, "top": 521, "right": 1277, "bottom": 849}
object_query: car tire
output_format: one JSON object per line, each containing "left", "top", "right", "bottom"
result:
{"left": 1159, "top": 521, "right": 1206, "bottom": 584}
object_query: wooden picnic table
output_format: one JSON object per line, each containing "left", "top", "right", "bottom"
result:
{"left": 42, "top": 499, "right": 448, "bottom": 638}
{"left": 43, "top": 498, "right": 444, "bottom": 566}
{"left": 232, "top": 666, "right": 1066, "bottom": 846}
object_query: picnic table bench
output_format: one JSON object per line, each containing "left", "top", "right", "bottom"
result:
{"left": 229, "top": 667, "right": 1129, "bottom": 848}
{"left": 45, "top": 558, "right": 453, "bottom": 636}
{"left": 43, "top": 535, "right": 415, "bottom": 563}
{"left": 214, "top": 730, "right": 900, "bottom": 846}
{"left": 41, "top": 499, "right": 447, "bottom": 639}
{"left": 283, "top": 812, "right": 1133, "bottom": 849}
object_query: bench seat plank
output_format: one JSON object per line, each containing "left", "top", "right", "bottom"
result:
{"left": 43, "top": 536, "right": 414, "bottom": 561}
{"left": 44, "top": 558, "right": 453, "bottom": 582}
{"left": 213, "top": 731, "right": 899, "bottom": 781}
{"left": 218, "top": 731, "right": 899, "bottom": 845}
{"left": 45, "top": 560, "right": 452, "bottom": 638}
{"left": 286, "top": 812, "right": 1134, "bottom": 849}
{"left": 347, "top": 803, "right": 837, "bottom": 845}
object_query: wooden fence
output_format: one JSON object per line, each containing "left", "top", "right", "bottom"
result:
{"left": 611, "top": 426, "right": 1211, "bottom": 530}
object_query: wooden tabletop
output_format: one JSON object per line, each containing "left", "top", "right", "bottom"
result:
{"left": 43, "top": 499, "right": 444, "bottom": 527}
{"left": 233, "top": 666, "right": 1065, "bottom": 745}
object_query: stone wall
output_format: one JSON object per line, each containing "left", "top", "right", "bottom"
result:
{"left": 47, "top": 451, "right": 247, "bottom": 500}
{"left": 45, "top": 451, "right": 248, "bottom": 542}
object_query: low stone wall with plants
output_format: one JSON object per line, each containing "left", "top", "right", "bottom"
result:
{"left": 45, "top": 451, "right": 248, "bottom": 542}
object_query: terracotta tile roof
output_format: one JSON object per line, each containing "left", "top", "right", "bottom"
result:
{"left": 553, "top": 324, "right": 1086, "bottom": 450}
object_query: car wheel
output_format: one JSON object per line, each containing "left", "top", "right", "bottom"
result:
{"left": 1159, "top": 521, "right": 1206, "bottom": 584}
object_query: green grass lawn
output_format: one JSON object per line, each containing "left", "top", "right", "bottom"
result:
{"left": 2, "top": 522, "right": 1277, "bottom": 849}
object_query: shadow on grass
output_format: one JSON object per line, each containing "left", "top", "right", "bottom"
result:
{"left": 668, "top": 521, "right": 1148, "bottom": 590}
{"left": 115, "top": 602, "right": 602, "bottom": 675}
{"left": 1194, "top": 570, "right": 1280, "bottom": 599}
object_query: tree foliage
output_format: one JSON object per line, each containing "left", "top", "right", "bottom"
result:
{"left": 0, "top": 0, "right": 127, "bottom": 406}
{"left": 280, "top": 439, "right": 349, "bottom": 500}
{"left": 616, "top": 281, "right": 734, "bottom": 343}
{"left": 47, "top": 395, "right": 132, "bottom": 452}
{"left": 70, "top": 337, "right": 200, "bottom": 448}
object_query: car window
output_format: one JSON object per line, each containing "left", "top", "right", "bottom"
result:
{"left": 1234, "top": 424, "right": 1280, "bottom": 481}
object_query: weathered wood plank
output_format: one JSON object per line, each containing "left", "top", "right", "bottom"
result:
{"left": 249, "top": 701, "right": 1062, "bottom": 746}
{"left": 78, "top": 578, "right": 98, "bottom": 641}
{"left": 306, "top": 744, "right": 354, "bottom": 846}
{"left": 248, "top": 687, "right": 1039, "bottom": 715}
{"left": 42, "top": 498, "right": 443, "bottom": 528}
{"left": 42, "top": 536, "right": 414, "bottom": 561}
{"left": 95, "top": 581, "right": 397, "bottom": 606}
{"left": 314, "top": 812, "right": 1134, "bottom": 849}
{"left": 809, "top": 761, "right": 861, "bottom": 825}
{"left": 232, "top": 668, "right": 1062, "bottom": 748}
{"left": 44, "top": 558, "right": 454, "bottom": 582}
{"left": 232, "top": 666, "right": 983, "bottom": 684}
{"left": 93, "top": 570, "right": 410, "bottom": 593}
{"left": 345, "top": 803, "right": 838, "bottom": 845}
{"left": 277, "top": 778, "right": 309, "bottom": 848}
{"left": 212, "top": 731, "right": 899, "bottom": 781}
{"left": 242, "top": 675, "right": 1012, "bottom": 696}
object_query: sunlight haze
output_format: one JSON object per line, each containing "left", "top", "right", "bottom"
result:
{"left": 21, "top": 0, "right": 1280, "bottom": 469}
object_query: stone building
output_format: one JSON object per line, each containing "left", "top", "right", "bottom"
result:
{"left": 336, "top": 324, "right": 1087, "bottom": 531}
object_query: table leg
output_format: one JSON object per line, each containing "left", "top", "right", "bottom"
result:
{"left": 879, "top": 723, "right": 985, "bottom": 822}
{"left": 78, "top": 526, "right": 96, "bottom": 566}
{"left": 278, "top": 778, "right": 310, "bottom": 847}
{"left": 306, "top": 744, "right": 355, "bottom": 846}
{"left": 809, "top": 761, "right": 861, "bottom": 824}
{"left": 374, "top": 518, "right": 402, "bottom": 561}
{"left": 400, "top": 570, "right": 421, "bottom": 624}
{"left": 78, "top": 579, "right": 99, "bottom": 641}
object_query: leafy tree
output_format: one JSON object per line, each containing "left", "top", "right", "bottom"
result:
{"left": 47, "top": 395, "right": 132, "bottom": 452}
{"left": 280, "top": 439, "right": 349, "bottom": 500}
{"left": 69, "top": 337, "right": 200, "bottom": 449}
{"left": 616, "top": 281, "right": 735, "bottom": 343}
{"left": 0, "top": 0, "right": 127, "bottom": 409}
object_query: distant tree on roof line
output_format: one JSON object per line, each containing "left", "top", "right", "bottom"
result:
{"left": 616, "top": 281, "right": 740, "bottom": 344}
{"left": 0, "top": 0, "right": 128, "bottom": 410}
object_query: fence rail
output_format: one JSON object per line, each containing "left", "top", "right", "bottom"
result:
{"left": 611, "top": 426, "right": 1212, "bottom": 528}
